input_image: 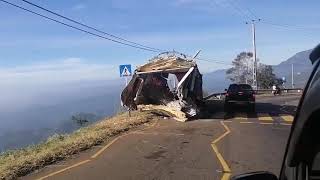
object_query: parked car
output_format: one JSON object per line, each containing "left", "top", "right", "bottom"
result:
{"left": 224, "top": 84, "right": 255, "bottom": 112}
{"left": 231, "top": 44, "right": 320, "bottom": 180}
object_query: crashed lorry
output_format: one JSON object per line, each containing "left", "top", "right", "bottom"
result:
{"left": 121, "top": 52, "right": 203, "bottom": 122}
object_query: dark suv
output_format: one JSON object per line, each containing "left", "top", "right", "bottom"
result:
{"left": 224, "top": 84, "right": 255, "bottom": 112}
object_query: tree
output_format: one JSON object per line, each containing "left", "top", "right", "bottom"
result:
{"left": 71, "top": 112, "right": 97, "bottom": 126}
{"left": 257, "top": 64, "right": 277, "bottom": 89}
{"left": 226, "top": 52, "right": 254, "bottom": 84}
{"left": 226, "top": 52, "right": 280, "bottom": 89}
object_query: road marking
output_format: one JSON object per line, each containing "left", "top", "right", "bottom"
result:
{"left": 258, "top": 113, "right": 273, "bottom": 121}
{"left": 280, "top": 123, "right": 292, "bottom": 126}
{"left": 238, "top": 118, "right": 293, "bottom": 126}
{"left": 91, "top": 120, "right": 158, "bottom": 159}
{"left": 240, "top": 122, "right": 291, "bottom": 126}
{"left": 132, "top": 132, "right": 185, "bottom": 136}
{"left": 221, "top": 172, "right": 231, "bottom": 180}
{"left": 36, "top": 160, "right": 91, "bottom": 180}
{"left": 223, "top": 120, "right": 232, "bottom": 123}
{"left": 211, "top": 144, "right": 231, "bottom": 173}
{"left": 280, "top": 114, "right": 294, "bottom": 123}
{"left": 260, "top": 122, "right": 273, "bottom": 125}
{"left": 91, "top": 133, "right": 131, "bottom": 159}
{"left": 212, "top": 122, "right": 230, "bottom": 144}
{"left": 240, "top": 121, "right": 254, "bottom": 124}
{"left": 211, "top": 121, "right": 231, "bottom": 180}
{"left": 38, "top": 120, "right": 159, "bottom": 179}
{"left": 234, "top": 113, "right": 247, "bottom": 120}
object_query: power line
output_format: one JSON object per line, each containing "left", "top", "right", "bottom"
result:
{"left": 243, "top": 7, "right": 258, "bottom": 20}
{"left": 194, "top": 57, "right": 232, "bottom": 65}
{"left": 225, "top": 0, "right": 252, "bottom": 21}
{"left": 1, "top": 0, "right": 235, "bottom": 65}
{"left": 0, "top": 0, "right": 159, "bottom": 52}
{"left": 260, "top": 19, "right": 320, "bottom": 31}
{"left": 232, "top": 1, "right": 320, "bottom": 31}
{"left": 228, "top": 2, "right": 317, "bottom": 45}
{"left": 21, "top": 0, "right": 164, "bottom": 52}
{"left": 232, "top": 0, "right": 258, "bottom": 20}
{"left": 210, "top": 0, "right": 246, "bottom": 23}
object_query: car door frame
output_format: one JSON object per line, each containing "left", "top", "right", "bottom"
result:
{"left": 279, "top": 52, "right": 320, "bottom": 180}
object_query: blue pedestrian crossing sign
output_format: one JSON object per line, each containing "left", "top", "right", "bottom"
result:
{"left": 119, "top": 64, "right": 132, "bottom": 77}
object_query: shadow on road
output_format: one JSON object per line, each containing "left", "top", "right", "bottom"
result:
{"left": 199, "top": 99, "right": 297, "bottom": 120}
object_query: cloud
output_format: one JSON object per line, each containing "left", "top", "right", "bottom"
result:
{"left": 71, "top": 3, "right": 87, "bottom": 11}
{"left": 0, "top": 58, "right": 117, "bottom": 86}
{"left": 0, "top": 58, "right": 121, "bottom": 111}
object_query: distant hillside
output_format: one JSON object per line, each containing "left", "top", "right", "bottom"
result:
{"left": 0, "top": 79, "right": 123, "bottom": 152}
{"left": 273, "top": 49, "right": 313, "bottom": 88}
{"left": 202, "top": 69, "right": 231, "bottom": 93}
{"left": 203, "top": 49, "right": 314, "bottom": 92}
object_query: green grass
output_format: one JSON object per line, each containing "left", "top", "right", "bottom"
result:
{"left": 0, "top": 111, "right": 157, "bottom": 180}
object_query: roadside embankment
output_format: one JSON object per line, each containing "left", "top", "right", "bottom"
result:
{"left": 0, "top": 111, "right": 158, "bottom": 180}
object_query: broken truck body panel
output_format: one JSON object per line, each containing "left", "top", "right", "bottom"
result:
{"left": 121, "top": 52, "right": 203, "bottom": 120}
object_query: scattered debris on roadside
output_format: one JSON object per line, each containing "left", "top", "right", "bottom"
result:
{"left": 121, "top": 51, "right": 203, "bottom": 121}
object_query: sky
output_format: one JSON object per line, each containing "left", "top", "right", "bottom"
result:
{"left": 1, "top": 0, "right": 320, "bottom": 149}
{"left": 0, "top": 0, "right": 319, "bottom": 108}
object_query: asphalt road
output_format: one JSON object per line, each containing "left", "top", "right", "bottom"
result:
{"left": 23, "top": 94, "right": 300, "bottom": 180}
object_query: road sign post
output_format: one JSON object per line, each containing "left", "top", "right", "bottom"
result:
{"left": 119, "top": 64, "right": 132, "bottom": 117}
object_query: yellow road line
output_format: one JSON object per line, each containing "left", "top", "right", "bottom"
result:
{"left": 211, "top": 144, "right": 231, "bottom": 173}
{"left": 223, "top": 120, "right": 232, "bottom": 123}
{"left": 258, "top": 113, "right": 273, "bottom": 121}
{"left": 91, "top": 120, "right": 158, "bottom": 159}
{"left": 240, "top": 122, "right": 291, "bottom": 126}
{"left": 38, "top": 120, "right": 159, "bottom": 179}
{"left": 260, "top": 122, "right": 273, "bottom": 125}
{"left": 211, "top": 121, "right": 231, "bottom": 180}
{"left": 280, "top": 114, "right": 294, "bottom": 123}
{"left": 234, "top": 113, "right": 247, "bottom": 120}
{"left": 212, "top": 122, "right": 231, "bottom": 144}
{"left": 221, "top": 172, "right": 232, "bottom": 180}
{"left": 36, "top": 160, "right": 91, "bottom": 180}
{"left": 132, "top": 132, "right": 185, "bottom": 136}
{"left": 280, "top": 123, "right": 292, "bottom": 126}
{"left": 240, "top": 121, "right": 254, "bottom": 124}
{"left": 91, "top": 133, "right": 131, "bottom": 159}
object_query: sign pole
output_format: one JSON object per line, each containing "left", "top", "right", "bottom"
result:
{"left": 120, "top": 64, "right": 132, "bottom": 118}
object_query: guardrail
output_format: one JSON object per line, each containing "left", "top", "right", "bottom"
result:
{"left": 203, "top": 88, "right": 303, "bottom": 101}
{"left": 255, "top": 88, "right": 303, "bottom": 94}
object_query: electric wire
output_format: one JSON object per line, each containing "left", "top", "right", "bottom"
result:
{"left": 21, "top": 0, "right": 164, "bottom": 52}
{"left": 0, "top": 0, "right": 159, "bottom": 52}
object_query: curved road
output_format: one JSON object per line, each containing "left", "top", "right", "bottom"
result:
{"left": 23, "top": 95, "right": 300, "bottom": 180}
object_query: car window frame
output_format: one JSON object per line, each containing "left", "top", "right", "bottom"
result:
{"left": 280, "top": 57, "right": 320, "bottom": 179}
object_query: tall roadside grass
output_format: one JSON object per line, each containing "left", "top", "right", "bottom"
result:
{"left": 0, "top": 111, "right": 157, "bottom": 180}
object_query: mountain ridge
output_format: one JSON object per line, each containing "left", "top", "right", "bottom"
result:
{"left": 203, "top": 49, "right": 313, "bottom": 92}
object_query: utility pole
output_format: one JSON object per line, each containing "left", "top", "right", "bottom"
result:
{"left": 247, "top": 19, "right": 260, "bottom": 90}
{"left": 291, "top": 64, "right": 294, "bottom": 88}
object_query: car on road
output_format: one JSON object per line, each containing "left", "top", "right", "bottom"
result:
{"left": 224, "top": 84, "right": 255, "bottom": 112}
{"left": 231, "top": 44, "right": 320, "bottom": 180}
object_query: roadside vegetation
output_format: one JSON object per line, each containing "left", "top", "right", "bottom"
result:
{"left": 226, "top": 52, "right": 283, "bottom": 88}
{"left": 0, "top": 111, "right": 158, "bottom": 180}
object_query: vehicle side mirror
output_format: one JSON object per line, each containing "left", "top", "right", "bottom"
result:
{"left": 224, "top": 89, "right": 228, "bottom": 91}
{"left": 231, "top": 171, "right": 278, "bottom": 180}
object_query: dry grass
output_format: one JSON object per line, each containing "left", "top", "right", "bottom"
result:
{"left": 0, "top": 111, "right": 157, "bottom": 180}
